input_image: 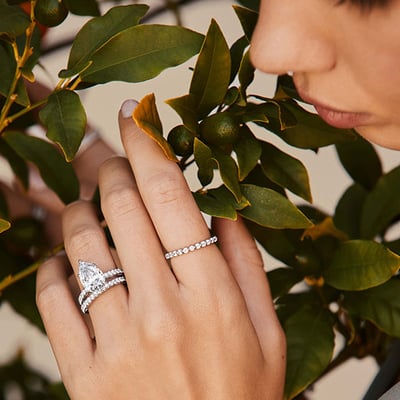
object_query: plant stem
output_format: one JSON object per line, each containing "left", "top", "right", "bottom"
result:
{"left": 0, "top": 1, "right": 37, "bottom": 134}
{"left": 0, "top": 242, "right": 64, "bottom": 294}
{"left": 5, "top": 98, "right": 48, "bottom": 126}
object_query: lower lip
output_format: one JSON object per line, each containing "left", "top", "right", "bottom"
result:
{"left": 313, "top": 104, "right": 371, "bottom": 129}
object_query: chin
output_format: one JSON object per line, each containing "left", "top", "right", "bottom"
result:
{"left": 355, "top": 125, "right": 400, "bottom": 151}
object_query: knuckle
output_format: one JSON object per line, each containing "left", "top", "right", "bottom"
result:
{"left": 66, "top": 223, "right": 102, "bottom": 255}
{"left": 146, "top": 170, "right": 187, "bottom": 208}
{"left": 101, "top": 184, "right": 139, "bottom": 219}
{"left": 142, "top": 309, "right": 183, "bottom": 344}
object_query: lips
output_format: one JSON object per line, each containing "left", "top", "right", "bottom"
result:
{"left": 296, "top": 89, "right": 373, "bottom": 130}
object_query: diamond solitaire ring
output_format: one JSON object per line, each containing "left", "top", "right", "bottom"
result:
{"left": 78, "top": 260, "right": 126, "bottom": 314}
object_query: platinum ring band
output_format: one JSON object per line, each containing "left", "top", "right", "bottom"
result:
{"left": 165, "top": 235, "right": 218, "bottom": 260}
{"left": 78, "top": 267, "right": 125, "bottom": 305}
{"left": 80, "top": 276, "right": 126, "bottom": 314}
{"left": 78, "top": 260, "right": 126, "bottom": 314}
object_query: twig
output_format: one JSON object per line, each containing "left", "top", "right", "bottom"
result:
{"left": 0, "top": 242, "right": 64, "bottom": 294}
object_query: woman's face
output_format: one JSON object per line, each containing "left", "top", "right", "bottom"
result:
{"left": 250, "top": 0, "right": 400, "bottom": 149}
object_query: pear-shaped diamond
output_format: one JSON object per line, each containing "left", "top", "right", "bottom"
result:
{"left": 78, "top": 261, "right": 105, "bottom": 291}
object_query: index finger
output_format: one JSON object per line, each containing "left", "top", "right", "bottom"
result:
{"left": 119, "top": 99, "right": 232, "bottom": 287}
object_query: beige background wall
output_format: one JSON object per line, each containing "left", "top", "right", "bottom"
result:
{"left": 1, "top": 0, "right": 399, "bottom": 398}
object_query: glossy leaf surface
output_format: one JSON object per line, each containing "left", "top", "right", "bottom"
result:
{"left": 4, "top": 132, "right": 79, "bottom": 204}
{"left": 267, "top": 100, "right": 357, "bottom": 149}
{"left": 281, "top": 304, "right": 335, "bottom": 400}
{"left": 39, "top": 90, "right": 87, "bottom": 162}
{"left": 80, "top": 25, "right": 204, "bottom": 84}
{"left": 324, "top": 240, "right": 400, "bottom": 290}
{"left": 233, "top": 125, "right": 261, "bottom": 181}
{"left": 261, "top": 142, "right": 312, "bottom": 202}
{"left": 62, "top": 5, "right": 149, "bottom": 77}
{"left": 189, "top": 19, "right": 230, "bottom": 119}
{"left": 239, "top": 184, "right": 313, "bottom": 229}
{"left": 360, "top": 166, "right": 400, "bottom": 239}
{"left": 344, "top": 279, "right": 400, "bottom": 337}
{"left": 336, "top": 136, "right": 382, "bottom": 190}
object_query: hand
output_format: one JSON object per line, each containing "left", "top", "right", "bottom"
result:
{"left": 36, "top": 99, "right": 286, "bottom": 400}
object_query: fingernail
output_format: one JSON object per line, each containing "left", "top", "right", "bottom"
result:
{"left": 121, "top": 99, "right": 139, "bottom": 118}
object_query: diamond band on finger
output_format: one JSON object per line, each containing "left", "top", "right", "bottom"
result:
{"left": 164, "top": 235, "right": 218, "bottom": 260}
{"left": 78, "top": 260, "right": 126, "bottom": 314}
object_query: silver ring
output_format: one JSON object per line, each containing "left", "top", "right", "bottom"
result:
{"left": 77, "top": 260, "right": 126, "bottom": 314}
{"left": 164, "top": 235, "right": 218, "bottom": 260}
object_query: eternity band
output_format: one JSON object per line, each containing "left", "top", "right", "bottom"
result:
{"left": 165, "top": 235, "right": 218, "bottom": 260}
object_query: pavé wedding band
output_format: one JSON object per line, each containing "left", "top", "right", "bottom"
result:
{"left": 164, "top": 235, "right": 218, "bottom": 260}
{"left": 77, "top": 260, "right": 126, "bottom": 314}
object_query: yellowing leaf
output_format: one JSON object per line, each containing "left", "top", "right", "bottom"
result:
{"left": 133, "top": 94, "right": 177, "bottom": 162}
{"left": 0, "top": 218, "right": 11, "bottom": 234}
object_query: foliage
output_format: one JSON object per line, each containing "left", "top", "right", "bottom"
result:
{"left": 0, "top": 0, "right": 399, "bottom": 399}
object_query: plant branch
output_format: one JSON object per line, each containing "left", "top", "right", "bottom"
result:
{"left": 0, "top": 1, "right": 37, "bottom": 134}
{"left": 0, "top": 242, "right": 64, "bottom": 295}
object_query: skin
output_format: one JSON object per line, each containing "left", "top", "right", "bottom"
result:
{"left": 35, "top": 0, "right": 400, "bottom": 398}
{"left": 251, "top": 0, "right": 400, "bottom": 149}
{"left": 36, "top": 101, "right": 286, "bottom": 399}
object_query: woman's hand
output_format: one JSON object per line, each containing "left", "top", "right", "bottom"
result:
{"left": 36, "top": 99, "right": 286, "bottom": 400}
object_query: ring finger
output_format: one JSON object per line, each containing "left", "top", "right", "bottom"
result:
{"left": 62, "top": 200, "right": 128, "bottom": 341}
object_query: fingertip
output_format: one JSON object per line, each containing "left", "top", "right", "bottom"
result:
{"left": 120, "top": 99, "right": 139, "bottom": 119}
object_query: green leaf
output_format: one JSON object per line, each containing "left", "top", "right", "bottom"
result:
{"left": 4, "top": 132, "right": 79, "bottom": 204}
{"left": 360, "top": 166, "right": 400, "bottom": 239}
{"left": 233, "top": 5, "right": 259, "bottom": 41}
{"left": 165, "top": 94, "right": 199, "bottom": 133}
{"left": 333, "top": 183, "right": 368, "bottom": 239}
{"left": 239, "top": 184, "right": 313, "bottom": 229}
{"left": 0, "top": 136, "right": 29, "bottom": 189}
{"left": 238, "top": 49, "right": 254, "bottom": 98}
{"left": 233, "top": 124, "right": 261, "bottom": 181}
{"left": 229, "top": 35, "right": 249, "bottom": 84}
{"left": 267, "top": 267, "right": 302, "bottom": 300}
{"left": 212, "top": 151, "right": 242, "bottom": 202}
{"left": 245, "top": 220, "right": 300, "bottom": 266}
{"left": 0, "top": 218, "right": 11, "bottom": 233}
{"left": 193, "top": 185, "right": 249, "bottom": 220}
{"left": 336, "top": 135, "right": 382, "bottom": 190}
{"left": 189, "top": 19, "right": 231, "bottom": 119}
{"left": 261, "top": 142, "right": 312, "bottom": 202}
{"left": 62, "top": 5, "right": 149, "bottom": 77}
{"left": 282, "top": 304, "right": 335, "bottom": 400}
{"left": 64, "top": 0, "right": 100, "bottom": 16}
{"left": 133, "top": 93, "right": 177, "bottom": 162}
{"left": 194, "top": 138, "right": 215, "bottom": 186}
{"left": 324, "top": 240, "right": 400, "bottom": 290}
{"left": 79, "top": 24, "right": 204, "bottom": 84}
{"left": 343, "top": 279, "right": 400, "bottom": 337}
{"left": 0, "top": 41, "right": 30, "bottom": 106}
{"left": 39, "top": 90, "right": 87, "bottom": 162}
{"left": 266, "top": 100, "right": 357, "bottom": 149}
{"left": 0, "top": 4, "right": 30, "bottom": 38}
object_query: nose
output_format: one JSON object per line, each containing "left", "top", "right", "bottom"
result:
{"left": 250, "top": 0, "right": 336, "bottom": 76}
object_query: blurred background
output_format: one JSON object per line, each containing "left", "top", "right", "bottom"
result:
{"left": 1, "top": 0, "right": 399, "bottom": 398}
